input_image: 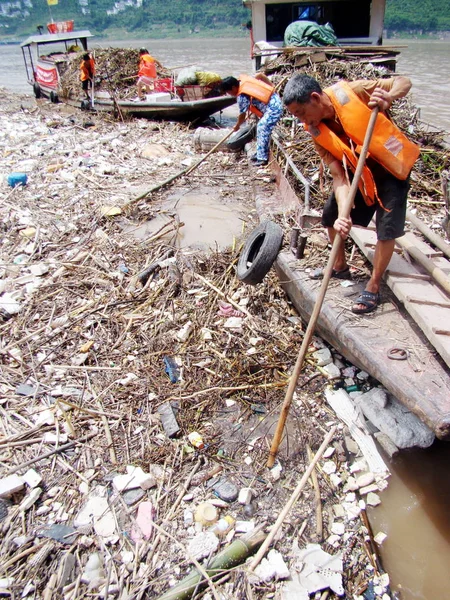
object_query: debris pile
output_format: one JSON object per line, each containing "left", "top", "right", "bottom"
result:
{"left": 58, "top": 48, "right": 172, "bottom": 100}
{"left": 0, "top": 86, "right": 439, "bottom": 600}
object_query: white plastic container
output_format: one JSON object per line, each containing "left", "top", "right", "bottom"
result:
{"left": 146, "top": 92, "right": 171, "bottom": 103}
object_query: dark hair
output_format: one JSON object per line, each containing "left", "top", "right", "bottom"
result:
{"left": 220, "top": 76, "right": 239, "bottom": 92}
{"left": 139, "top": 48, "right": 148, "bottom": 54}
{"left": 283, "top": 74, "right": 323, "bottom": 106}
{"left": 82, "top": 53, "right": 90, "bottom": 61}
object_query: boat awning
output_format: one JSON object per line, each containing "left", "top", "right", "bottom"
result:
{"left": 21, "top": 30, "right": 93, "bottom": 47}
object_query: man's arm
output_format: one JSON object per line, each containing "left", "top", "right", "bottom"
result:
{"left": 369, "top": 76, "right": 412, "bottom": 112}
{"left": 329, "top": 159, "right": 352, "bottom": 238}
{"left": 234, "top": 111, "right": 247, "bottom": 132}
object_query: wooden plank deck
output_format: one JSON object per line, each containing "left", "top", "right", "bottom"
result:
{"left": 275, "top": 251, "right": 450, "bottom": 439}
{"left": 350, "top": 227, "right": 450, "bottom": 369}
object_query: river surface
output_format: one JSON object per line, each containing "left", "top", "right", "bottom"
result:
{"left": 1, "top": 36, "right": 449, "bottom": 131}
{"left": 1, "top": 33, "right": 450, "bottom": 599}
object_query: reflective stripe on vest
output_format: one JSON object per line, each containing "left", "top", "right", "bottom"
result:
{"left": 139, "top": 55, "right": 156, "bottom": 79}
{"left": 238, "top": 74, "right": 273, "bottom": 118}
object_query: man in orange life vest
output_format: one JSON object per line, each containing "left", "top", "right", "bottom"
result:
{"left": 221, "top": 74, "right": 283, "bottom": 167}
{"left": 80, "top": 53, "right": 95, "bottom": 100}
{"left": 283, "top": 74, "right": 419, "bottom": 314}
{"left": 137, "top": 48, "right": 157, "bottom": 100}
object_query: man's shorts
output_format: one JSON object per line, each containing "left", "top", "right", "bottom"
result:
{"left": 321, "top": 166, "right": 410, "bottom": 241}
{"left": 82, "top": 79, "right": 90, "bottom": 91}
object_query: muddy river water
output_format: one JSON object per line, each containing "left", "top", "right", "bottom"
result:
{"left": 1, "top": 34, "right": 449, "bottom": 599}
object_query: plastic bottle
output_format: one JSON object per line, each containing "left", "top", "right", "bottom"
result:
{"left": 208, "top": 515, "right": 235, "bottom": 538}
{"left": 163, "top": 356, "right": 180, "bottom": 383}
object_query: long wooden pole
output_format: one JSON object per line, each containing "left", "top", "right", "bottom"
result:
{"left": 396, "top": 235, "right": 450, "bottom": 295}
{"left": 405, "top": 209, "right": 450, "bottom": 260}
{"left": 267, "top": 108, "right": 379, "bottom": 468}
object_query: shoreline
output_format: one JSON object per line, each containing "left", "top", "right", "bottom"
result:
{"left": 1, "top": 28, "right": 450, "bottom": 45}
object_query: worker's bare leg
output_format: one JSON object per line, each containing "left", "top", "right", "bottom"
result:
{"left": 353, "top": 238, "right": 395, "bottom": 310}
{"left": 137, "top": 82, "right": 145, "bottom": 99}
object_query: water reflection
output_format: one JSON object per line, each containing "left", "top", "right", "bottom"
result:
{"left": 369, "top": 440, "right": 450, "bottom": 599}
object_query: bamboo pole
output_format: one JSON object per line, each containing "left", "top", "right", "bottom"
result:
{"left": 406, "top": 209, "right": 450, "bottom": 260}
{"left": 155, "top": 528, "right": 266, "bottom": 600}
{"left": 267, "top": 108, "right": 379, "bottom": 468}
{"left": 396, "top": 235, "right": 450, "bottom": 295}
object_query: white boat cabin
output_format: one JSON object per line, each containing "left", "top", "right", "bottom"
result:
{"left": 21, "top": 29, "right": 93, "bottom": 100}
{"left": 244, "top": 0, "right": 386, "bottom": 47}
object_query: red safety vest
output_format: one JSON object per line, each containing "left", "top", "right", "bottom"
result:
{"left": 138, "top": 54, "right": 156, "bottom": 79}
{"left": 238, "top": 74, "right": 274, "bottom": 118}
{"left": 306, "top": 81, "right": 420, "bottom": 206}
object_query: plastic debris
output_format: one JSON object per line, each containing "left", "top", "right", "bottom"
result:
{"left": 0, "top": 475, "right": 25, "bottom": 498}
{"left": 157, "top": 402, "right": 180, "bottom": 438}
{"left": 112, "top": 466, "right": 156, "bottom": 492}
{"left": 131, "top": 501, "right": 154, "bottom": 543}
{"left": 163, "top": 356, "right": 180, "bottom": 383}
{"left": 194, "top": 502, "right": 218, "bottom": 526}
{"left": 7, "top": 172, "right": 28, "bottom": 187}
{"left": 39, "top": 523, "right": 78, "bottom": 544}
{"left": 213, "top": 478, "right": 239, "bottom": 503}
{"left": 188, "top": 431, "right": 205, "bottom": 449}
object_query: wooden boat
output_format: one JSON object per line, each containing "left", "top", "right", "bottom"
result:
{"left": 20, "top": 26, "right": 235, "bottom": 122}
{"left": 83, "top": 94, "right": 236, "bottom": 122}
{"left": 262, "top": 144, "right": 450, "bottom": 441}
{"left": 244, "top": 0, "right": 399, "bottom": 71}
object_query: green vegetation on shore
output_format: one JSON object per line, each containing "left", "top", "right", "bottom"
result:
{"left": 385, "top": 0, "right": 450, "bottom": 33}
{"left": 0, "top": 0, "right": 449, "bottom": 41}
{"left": 0, "top": 0, "right": 248, "bottom": 39}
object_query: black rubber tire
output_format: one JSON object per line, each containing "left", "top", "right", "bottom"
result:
{"left": 33, "top": 83, "right": 41, "bottom": 99}
{"left": 226, "top": 123, "right": 256, "bottom": 151}
{"left": 237, "top": 221, "right": 283, "bottom": 285}
{"left": 50, "top": 91, "right": 59, "bottom": 104}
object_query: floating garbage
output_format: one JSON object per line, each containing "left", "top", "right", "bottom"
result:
{"left": 7, "top": 172, "right": 27, "bottom": 188}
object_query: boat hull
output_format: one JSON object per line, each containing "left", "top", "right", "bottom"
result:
{"left": 90, "top": 96, "right": 236, "bottom": 122}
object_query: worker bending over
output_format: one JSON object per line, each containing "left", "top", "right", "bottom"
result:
{"left": 221, "top": 73, "right": 283, "bottom": 167}
{"left": 283, "top": 74, "right": 419, "bottom": 314}
{"left": 137, "top": 48, "right": 157, "bottom": 100}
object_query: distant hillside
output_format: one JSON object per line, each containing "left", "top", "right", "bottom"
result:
{"left": 1, "top": 0, "right": 449, "bottom": 39}
{"left": 0, "top": 0, "right": 249, "bottom": 37}
{"left": 386, "top": 0, "right": 450, "bottom": 33}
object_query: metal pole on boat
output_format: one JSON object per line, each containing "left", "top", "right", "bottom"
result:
{"left": 91, "top": 50, "right": 95, "bottom": 108}
{"left": 267, "top": 107, "right": 380, "bottom": 468}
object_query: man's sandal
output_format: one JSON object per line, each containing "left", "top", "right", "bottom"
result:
{"left": 352, "top": 290, "right": 380, "bottom": 314}
{"left": 310, "top": 266, "right": 352, "bottom": 280}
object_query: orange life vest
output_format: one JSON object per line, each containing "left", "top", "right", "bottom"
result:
{"left": 306, "top": 81, "right": 420, "bottom": 206}
{"left": 80, "top": 58, "right": 95, "bottom": 81}
{"left": 238, "top": 74, "right": 274, "bottom": 118}
{"left": 138, "top": 54, "right": 156, "bottom": 79}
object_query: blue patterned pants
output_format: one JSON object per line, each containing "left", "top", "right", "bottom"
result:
{"left": 256, "top": 93, "right": 283, "bottom": 161}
